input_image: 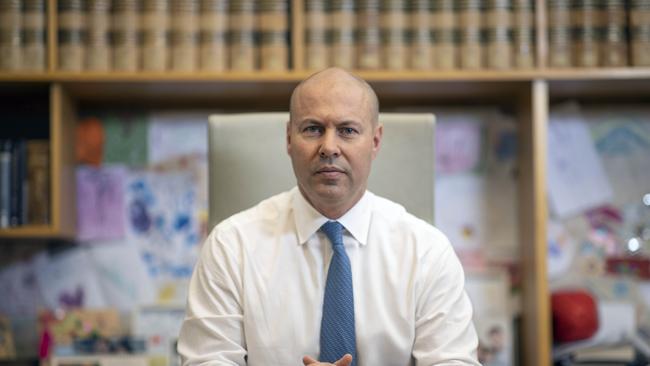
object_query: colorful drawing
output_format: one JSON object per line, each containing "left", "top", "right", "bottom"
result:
{"left": 76, "top": 166, "right": 127, "bottom": 241}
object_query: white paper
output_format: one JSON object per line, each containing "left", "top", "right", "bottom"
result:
{"left": 124, "top": 169, "right": 202, "bottom": 299}
{"left": 0, "top": 260, "right": 44, "bottom": 317}
{"left": 148, "top": 111, "right": 209, "bottom": 165}
{"left": 547, "top": 104, "right": 613, "bottom": 218}
{"left": 435, "top": 172, "right": 518, "bottom": 260}
{"left": 85, "top": 240, "right": 156, "bottom": 310}
{"left": 34, "top": 249, "right": 107, "bottom": 309}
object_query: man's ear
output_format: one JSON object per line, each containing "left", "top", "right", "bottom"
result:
{"left": 286, "top": 120, "right": 292, "bottom": 154}
{"left": 372, "top": 124, "right": 383, "bottom": 159}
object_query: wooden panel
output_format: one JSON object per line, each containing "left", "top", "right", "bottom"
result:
{"left": 50, "top": 83, "right": 77, "bottom": 238}
{"left": 518, "top": 79, "right": 551, "bottom": 366}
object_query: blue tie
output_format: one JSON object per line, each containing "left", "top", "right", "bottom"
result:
{"left": 319, "top": 221, "right": 357, "bottom": 365}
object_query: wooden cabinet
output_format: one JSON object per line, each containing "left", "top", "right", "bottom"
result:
{"left": 3, "top": 0, "right": 650, "bottom": 364}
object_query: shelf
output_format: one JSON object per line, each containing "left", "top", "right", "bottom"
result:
{"left": 0, "top": 225, "right": 63, "bottom": 238}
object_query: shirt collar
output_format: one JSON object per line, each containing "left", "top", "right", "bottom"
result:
{"left": 291, "top": 187, "right": 372, "bottom": 246}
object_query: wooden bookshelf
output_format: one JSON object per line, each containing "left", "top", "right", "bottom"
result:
{"left": 2, "top": 1, "right": 650, "bottom": 365}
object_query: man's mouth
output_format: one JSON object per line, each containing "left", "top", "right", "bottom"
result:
{"left": 315, "top": 166, "right": 345, "bottom": 177}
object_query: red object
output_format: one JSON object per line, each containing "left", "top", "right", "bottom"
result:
{"left": 551, "top": 290, "right": 599, "bottom": 343}
{"left": 606, "top": 257, "right": 650, "bottom": 279}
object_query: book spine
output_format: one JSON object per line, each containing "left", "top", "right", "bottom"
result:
{"left": 356, "top": 0, "right": 381, "bottom": 69}
{"left": 229, "top": 0, "right": 256, "bottom": 71}
{"left": 10, "top": 140, "right": 26, "bottom": 227}
{"left": 305, "top": 0, "right": 327, "bottom": 69}
{"left": 330, "top": 0, "right": 355, "bottom": 69}
{"left": 23, "top": 0, "right": 46, "bottom": 71}
{"left": 170, "top": 0, "right": 198, "bottom": 71}
{"left": 112, "top": 0, "right": 139, "bottom": 71}
{"left": 26, "top": 140, "right": 49, "bottom": 225}
{"left": 512, "top": 0, "right": 534, "bottom": 68}
{"left": 380, "top": 0, "right": 407, "bottom": 70}
{"left": 58, "top": 0, "right": 84, "bottom": 71}
{"left": 600, "top": 0, "right": 627, "bottom": 66}
{"left": 571, "top": 0, "right": 599, "bottom": 67}
{"left": 199, "top": 0, "right": 227, "bottom": 71}
{"left": 486, "top": 0, "right": 512, "bottom": 69}
{"left": 548, "top": 0, "right": 571, "bottom": 67}
{"left": 432, "top": 0, "right": 458, "bottom": 69}
{"left": 0, "top": 0, "right": 23, "bottom": 72}
{"left": 629, "top": 0, "right": 650, "bottom": 66}
{"left": 258, "top": 0, "right": 289, "bottom": 71}
{"left": 410, "top": 0, "right": 432, "bottom": 70}
{"left": 141, "top": 0, "right": 169, "bottom": 71}
{"left": 458, "top": 0, "right": 483, "bottom": 69}
{"left": 85, "top": 0, "right": 111, "bottom": 71}
{"left": 0, "top": 140, "right": 12, "bottom": 228}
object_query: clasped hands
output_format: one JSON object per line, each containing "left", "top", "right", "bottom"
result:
{"left": 302, "top": 354, "right": 353, "bottom": 366}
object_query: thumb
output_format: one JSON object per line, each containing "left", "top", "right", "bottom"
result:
{"left": 302, "top": 355, "right": 318, "bottom": 365}
{"left": 334, "top": 354, "right": 353, "bottom": 366}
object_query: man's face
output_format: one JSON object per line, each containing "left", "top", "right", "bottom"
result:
{"left": 287, "top": 79, "right": 382, "bottom": 216}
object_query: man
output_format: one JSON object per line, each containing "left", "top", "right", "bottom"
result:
{"left": 178, "top": 68, "right": 479, "bottom": 365}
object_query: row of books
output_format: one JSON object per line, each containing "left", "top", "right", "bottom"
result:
{"left": 57, "top": 0, "right": 289, "bottom": 72}
{"left": 0, "top": 0, "right": 47, "bottom": 71}
{"left": 304, "top": 0, "right": 537, "bottom": 70}
{"left": 547, "top": 0, "right": 650, "bottom": 68}
{"left": 0, "top": 139, "right": 49, "bottom": 228}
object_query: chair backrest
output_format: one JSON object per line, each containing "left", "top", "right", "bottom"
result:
{"left": 208, "top": 112, "right": 435, "bottom": 229}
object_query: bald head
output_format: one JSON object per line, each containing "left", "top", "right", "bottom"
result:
{"left": 289, "top": 68, "right": 379, "bottom": 126}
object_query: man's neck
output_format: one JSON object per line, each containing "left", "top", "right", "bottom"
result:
{"left": 297, "top": 186, "right": 365, "bottom": 220}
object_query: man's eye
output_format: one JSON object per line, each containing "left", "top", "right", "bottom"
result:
{"left": 339, "top": 127, "right": 358, "bottom": 136}
{"left": 303, "top": 126, "right": 322, "bottom": 135}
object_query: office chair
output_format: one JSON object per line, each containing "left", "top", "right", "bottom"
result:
{"left": 207, "top": 113, "right": 435, "bottom": 230}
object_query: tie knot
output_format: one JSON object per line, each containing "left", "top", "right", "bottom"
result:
{"left": 321, "top": 221, "right": 344, "bottom": 247}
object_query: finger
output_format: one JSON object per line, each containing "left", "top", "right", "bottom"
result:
{"left": 303, "top": 355, "right": 318, "bottom": 365}
{"left": 334, "top": 354, "right": 353, "bottom": 366}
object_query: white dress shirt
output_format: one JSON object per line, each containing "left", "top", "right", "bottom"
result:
{"left": 178, "top": 187, "right": 479, "bottom": 366}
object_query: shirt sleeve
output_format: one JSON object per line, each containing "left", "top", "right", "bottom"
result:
{"left": 412, "top": 236, "right": 481, "bottom": 366}
{"left": 178, "top": 229, "right": 247, "bottom": 366}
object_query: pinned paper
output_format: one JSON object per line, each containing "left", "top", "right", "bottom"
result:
{"left": 148, "top": 111, "right": 209, "bottom": 165}
{"left": 103, "top": 113, "right": 148, "bottom": 166}
{"left": 124, "top": 169, "right": 202, "bottom": 297}
{"left": 547, "top": 104, "right": 613, "bottom": 218}
{"left": 86, "top": 240, "right": 156, "bottom": 310}
{"left": 34, "top": 249, "right": 106, "bottom": 309}
{"left": 76, "top": 166, "right": 126, "bottom": 241}
{"left": 0, "top": 260, "right": 45, "bottom": 317}
{"left": 435, "top": 120, "right": 482, "bottom": 175}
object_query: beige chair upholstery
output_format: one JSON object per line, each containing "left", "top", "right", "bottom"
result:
{"left": 208, "top": 113, "right": 435, "bottom": 229}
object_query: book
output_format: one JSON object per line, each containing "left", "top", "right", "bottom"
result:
{"left": 0, "top": 140, "right": 12, "bottom": 228}
{"left": 199, "top": 0, "right": 227, "bottom": 71}
{"left": 571, "top": 0, "right": 599, "bottom": 67}
{"left": 0, "top": 0, "right": 23, "bottom": 72}
{"left": 548, "top": 0, "right": 571, "bottom": 67}
{"left": 229, "top": 0, "right": 256, "bottom": 71}
{"left": 304, "top": 0, "right": 328, "bottom": 70}
{"left": 58, "top": 0, "right": 84, "bottom": 71}
{"left": 512, "top": 0, "right": 535, "bottom": 69}
{"left": 22, "top": 0, "right": 47, "bottom": 71}
{"left": 600, "top": 0, "right": 627, "bottom": 67}
{"left": 630, "top": 0, "right": 650, "bottom": 66}
{"left": 170, "top": 0, "right": 199, "bottom": 71}
{"left": 329, "top": 0, "right": 355, "bottom": 69}
{"left": 571, "top": 345, "right": 635, "bottom": 363}
{"left": 85, "top": 0, "right": 111, "bottom": 71}
{"left": 458, "top": 0, "right": 483, "bottom": 69}
{"left": 409, "top": 0, "right": 432, "bottom": 70}
{"left": 26, "top": 140, "right": 49, "bottom": 225}
{"left": 142, "top": 0, "right": 170, "bottom": 71}
{"left": 432, "top": 0, "right": 458, "bottom": 69}
{"left": 257, "top": 0, "right": 289, "bottom": 71}
{"left": 356, "top": 0, "right": 381, "bottom": 69}
{"left": 112, "top": 0, "right": 139, "bottom": 71}
{"left": 380, "top": 0, "right": 406, "bottom": 70}
{"left": 9, "top": 139, "right": 26, "bottom": 227}
{"left": 486, "top": 0, "right": 512, "bottom": 70}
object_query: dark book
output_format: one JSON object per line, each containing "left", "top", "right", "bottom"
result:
{"left": 0, "top": 140, "right": 12, "bottom": 228}
{"left": 26, "top": 140, "right": 49, "bottom": 225}
{"left": 10, "top": 139, "right": 27, "bottom": 227}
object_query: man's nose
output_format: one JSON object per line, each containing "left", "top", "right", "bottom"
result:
{"left": 319, "top": 129, "right": 340, "bottom": 158}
